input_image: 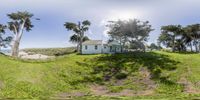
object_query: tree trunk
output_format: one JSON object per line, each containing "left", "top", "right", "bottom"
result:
{"left": 11, "top": 40, "right": 20, "bottom": 57}
{"left": 79, "top": 36, "right": 83, "bottom": 54}
{"left": 11, "top": 20, "right": 25, "bottom": 57}
{"left": 195, "top": 43, "right": 198, "bottom": 52}
{"left": 122, "top": 41, "right": 125, "bottom": 53}
{"left": 190, "top": 42, "right": 193, "bottom": 52}
{"left": 76, "top": 43, "right": 79, "bottom": 52}
{"left": 194, "top": 39, "right": 198, "bottom": 52}
{"left": 119, "top": 37, "right": 122, "bottom": 53}
{"left": 172, "top": 36, "right": 175, "bottom": 52}
{"left": 199, "top": 42, "right": 200, "bottom": 53}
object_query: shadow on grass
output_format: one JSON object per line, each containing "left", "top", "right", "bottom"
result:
{"left": 76, "top": 51, "right": 180, "bottom": 85}
{"left": 164, "top": 51, "right": 198, "bottom": 55}
{"left": 54, "top": 50, "right": 76, "bottom": 56}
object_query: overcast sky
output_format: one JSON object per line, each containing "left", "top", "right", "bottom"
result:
{"left": 1, "top": 0, "right": 200, "bottom": 48}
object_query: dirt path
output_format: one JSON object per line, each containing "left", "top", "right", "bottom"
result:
{"left": 178, "top": 65, "right": 200, "bottom": 94}
{"left": 90, "top": 67, "right": 156, "bottom": 97}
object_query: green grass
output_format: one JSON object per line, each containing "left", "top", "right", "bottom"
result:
{"left": 0, "top": 51, "right": 200, "bottom": 99}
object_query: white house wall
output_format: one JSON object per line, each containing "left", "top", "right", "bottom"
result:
{"left": 102, "top": 45, "right": 110, "bottom": 53}
{"left": 82, "top": 44, "right": 102, "bottom": 54}
{"left": 115, "top": 47, "right": 122, "bottom": 53}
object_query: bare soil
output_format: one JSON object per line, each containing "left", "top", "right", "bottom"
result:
{"left": 90, "top": 67, "right": 156, "bottom": 97}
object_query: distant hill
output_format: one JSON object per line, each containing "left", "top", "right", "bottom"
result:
{"left": 22, "top": 47, "right": 76, "bottom": 56}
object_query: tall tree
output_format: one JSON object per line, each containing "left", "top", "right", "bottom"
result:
{"left": 107, "top": 19, "right": 153, "bottom": 52}
{"left": 7, "top": 11, "right": 34, "bottom": 57}
{"left": 64, "top": 20, "right": 91, "bottom": 53}
{"left": 182, "top": 27, "right": 194, "bottom": 52}
{"left": 149, "top": 43, "right": 159, "bottom": 50}
{"left": 160, "top": 25, "right": 182, "bottom": 52}
{"left": 174, "top": 39, "right": 186, "bottom": 52}
{"left": 69, "top": 34, "right": 89, "bottom": 51}
{"left": 184, "top": 24, "right": 200, "bottom": 52}
{"left": 107, "top": 20, "right": 129, "bottom": 52}
{"left": 158, "top": 32, "right": 174, "bottom": 48}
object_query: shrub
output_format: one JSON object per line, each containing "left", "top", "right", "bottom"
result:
{"left": 115, "top": 72, "right": 127, "bottom": 80}
{"left": 152, "top": 67, "right": 162, "bottom": 79}
{"left": 109, "top": 86, "right": 123, "bottom": 93}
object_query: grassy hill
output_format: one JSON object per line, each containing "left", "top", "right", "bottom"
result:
{"left": 0, "top": 51, "right": 200, "bottom": 99}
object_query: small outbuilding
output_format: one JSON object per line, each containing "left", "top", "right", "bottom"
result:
{"left": 82, "top": 40, "right": 123, "bottom": 54}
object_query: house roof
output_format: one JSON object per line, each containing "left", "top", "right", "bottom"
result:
{"left": 108, "top": 41, "right": 120, "bottom": 46}
{"left": 82, "top": 40, "right": 102, "bottom": 45}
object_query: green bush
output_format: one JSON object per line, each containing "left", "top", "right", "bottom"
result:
{"left": 115, "top": 72, "right": 127, "bottom": 80}
{"left": 152, "top": 67, "right": 162, "bottom": 79}
{"left": 108, "top": 86, "right": 123, "bottom": 93}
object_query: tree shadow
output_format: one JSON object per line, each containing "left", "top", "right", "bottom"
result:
{"left": 175, "top": 52, "right": 199, "bottom": 55}
{"left": 54, "top": 50, "right": 76, "bottom": 56}
{"left": 76, "top": 52, "right": 180, "bottom": 85}
{"left": 164, "top": 51, "right": 198, "bottom": 55}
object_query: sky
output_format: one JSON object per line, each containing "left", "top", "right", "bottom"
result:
{"left": 1, "top": 0, "right": 200, "bottom": 48}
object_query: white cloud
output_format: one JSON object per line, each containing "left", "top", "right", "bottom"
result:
{"left": 104, "top": 9, "right": 142, "bottom": 21}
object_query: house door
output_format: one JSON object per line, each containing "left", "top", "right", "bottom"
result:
{"left": 110, "top": 46, "right": 112, "bottom": 52}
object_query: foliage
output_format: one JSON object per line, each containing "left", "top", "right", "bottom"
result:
{"left": 158, "top": 24, "right": 200, "bottom": 52}
{"left": 106, "top": 19, "right": 153, "bottom": 51}
{"left": 7, "top": 11, "right": 34, "bottom": 32}
{"left": 115, "top": 72, "right": 127, "bottom": 80}
{"left": 129, "top": 40, "right": 146, "bottom": 51}
{"left": 158, "top": 25, "right": 183, "bottom": 52}
{"left": 149, "top": 43, "right": 161, "bottom": 50}
{"left": 0, "top": 24, "right": 12, "bottom": 49}
{"left": 64, "top": 20, "right": 91, "bottom": 53}
{"left": 183, "top": 24, "right": 200, "bottom": 52}
{"left": 0, "top": 24, "right": 6, "bottom": 33}
{"left": 70, "top": 34, "right": 89, "bottom": 43}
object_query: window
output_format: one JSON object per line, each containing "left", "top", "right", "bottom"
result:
{"left": 95, "top": 45, "right": 98, "bottom": 50}
{"left": 104, "top": 46, "right": 106, "bottom": 49}
{"left": 85, "top": 45, "right": 87, "bottom": 50}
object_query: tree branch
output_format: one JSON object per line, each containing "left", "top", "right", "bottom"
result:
{"left": 12, "top": 24, "right": 17, "bottom": 35}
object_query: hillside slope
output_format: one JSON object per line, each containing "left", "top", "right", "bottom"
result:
{"left": 0, "top": 51, "right": 200, "bottom": 99}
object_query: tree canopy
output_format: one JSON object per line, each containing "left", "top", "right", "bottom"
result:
{"left": 107, "top": 19, "right": 153, "bottom": 51}
{"left": 158, "top": 24, "right": 200, "bottom": 52}
{"left": 0, "top": 24, "right": 12, "bottom": 49}
{"left": 70, "top": 34, "right": 89, "bottom": 43}
{"left": 7, "top": 11, "right": 34, "bottom": 33}
{"left": 64, "top": 20, "right": 91, "bottom": 53}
